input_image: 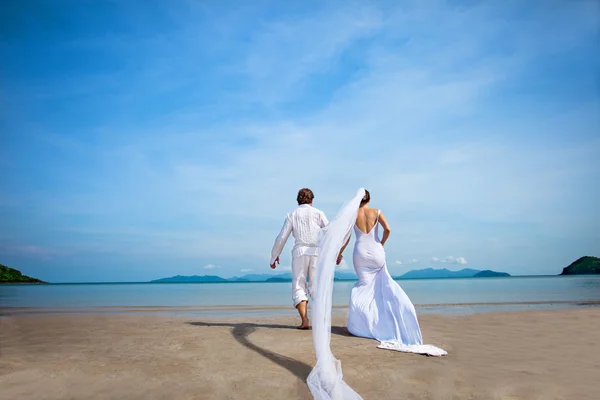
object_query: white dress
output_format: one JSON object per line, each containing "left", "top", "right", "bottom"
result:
{"left": 307, "top": 189, "right": 445, "bottom": 400}
{"left": 348, "top": 210, "right": 447, "bottom": 356}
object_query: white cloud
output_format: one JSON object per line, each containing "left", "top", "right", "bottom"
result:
{"left": 240, "top": 268, "right": 254, "bottom": 272}
{"left": 431, "top": 256, "right": 468, "bottom": 265}
{"left": 203, "top": 264, "right": 221, "bottom": 270}
{"left": 407, "top": 259, "right": 419, "bottom": 264}
{"left": 236, "top": 3, "right": 382, "bottom": 106}
{"left": 395, "top": 260, "right": 402, "bottom": 265}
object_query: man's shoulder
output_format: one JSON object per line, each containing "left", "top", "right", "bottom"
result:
{"left": 287, "top": 207, "right": 304, "bottom": 218}
{"left": 292, "top": 205, "right": 326, "bottom": 214}
{"left": 291, "top": 205, "right": 321, "bottom": 215}
{"left": 305, "top": 205, "right": 325, "bottom": 215}
{"left": 310, "top": 207, "right": 327, "bottom": 220}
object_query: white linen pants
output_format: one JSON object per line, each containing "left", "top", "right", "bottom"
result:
{"left": 292, "top": 255, "right": 317, "bottom": 307}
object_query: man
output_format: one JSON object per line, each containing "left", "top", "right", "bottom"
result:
{"left": 270, "top": 188, "right": 329, "bottom": 329}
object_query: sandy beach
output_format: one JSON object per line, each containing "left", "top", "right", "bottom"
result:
{"left": 1, "top": 308, "right": 599, "bottom": 400}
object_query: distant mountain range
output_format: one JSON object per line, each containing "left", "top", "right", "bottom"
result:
{"left": 150, "top": 272, "right": 359, "bottom": 283}
{"left": 150, "top": 268, "right": 510, "bottom": 283}
{"left": 396, "top": 268, "right": 510, "bottom": 279}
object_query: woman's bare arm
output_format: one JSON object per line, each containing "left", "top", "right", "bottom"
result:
{"left": 337, "top": 234, "right": 351, "bottom": 265}
{"left": 378, "top": 211, "right": 391, "bottom": 246}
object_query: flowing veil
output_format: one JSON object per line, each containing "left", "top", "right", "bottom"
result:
{"left": 306, "top": 188, "right": 365, "bottom": 400}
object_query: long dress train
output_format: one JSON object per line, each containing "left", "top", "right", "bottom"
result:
{"left": 348, "top": 210, "right": 447, "bottom": 356}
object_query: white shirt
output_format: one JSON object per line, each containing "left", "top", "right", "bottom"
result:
{"left": 270, "top": 204, "right": 329, "bottom": 264}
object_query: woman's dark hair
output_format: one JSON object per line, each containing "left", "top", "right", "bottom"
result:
{"left": 360, "top": 189, "right": 370, "bottom": 206}
{"left": 297, "top": 188, "right": 314, "bottom": 205}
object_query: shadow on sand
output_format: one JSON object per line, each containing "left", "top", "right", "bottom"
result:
{"left": 186, "top": 321, "right": 352, "bottom": 381}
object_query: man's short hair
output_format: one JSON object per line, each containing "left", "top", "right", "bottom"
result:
{"left": 297, "top": 188, "right": 314, "bottom": 205}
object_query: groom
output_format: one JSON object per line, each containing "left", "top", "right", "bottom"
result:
{"left": 270, "top": 188, "right": 329, "bottom": 329}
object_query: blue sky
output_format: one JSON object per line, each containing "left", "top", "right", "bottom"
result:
{"left": 1, "top": 0, "right": 599, "bottom": 282}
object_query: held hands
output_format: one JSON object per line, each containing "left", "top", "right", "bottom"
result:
{"left": 270, "top": 256, "right": 280, "bottom": 269}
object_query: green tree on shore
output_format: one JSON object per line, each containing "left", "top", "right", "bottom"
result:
{"left": 560, "top": 256, "right": 600, "bottom": 275}
{"left": 0, "top": 264, "right": 45, "bottom": 283}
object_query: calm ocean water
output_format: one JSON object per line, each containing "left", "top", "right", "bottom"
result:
{"left": 2, "top": 276, "right": 599, "bottom": 317}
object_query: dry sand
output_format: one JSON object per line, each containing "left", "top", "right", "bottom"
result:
{"left": 1, "top": 308, "right": 599, "bottom": 400}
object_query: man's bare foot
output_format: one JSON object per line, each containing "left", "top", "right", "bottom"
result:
{"left": 297, "top": 318, "right": 310, "bottom": 330}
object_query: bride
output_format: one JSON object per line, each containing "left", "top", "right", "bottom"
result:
{"left": 307, "top": 188, "right": 446, "bottom": 400}
{"left": 336, "top": 189, "right": 447, "bottom": 355}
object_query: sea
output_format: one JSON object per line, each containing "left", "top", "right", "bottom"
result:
{"left": 1, "top": 275, "right": 599, "bottom": 318}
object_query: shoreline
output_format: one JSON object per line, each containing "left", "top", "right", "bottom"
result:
{"left": 1, "top": 308, "right": 599, "bottom": 399}
{"left": 2, "top": 299, "right": 599, "bottom": 317}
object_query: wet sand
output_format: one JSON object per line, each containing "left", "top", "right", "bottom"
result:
{"left": 1, "top": 308, "right": 599, "bottom": 399}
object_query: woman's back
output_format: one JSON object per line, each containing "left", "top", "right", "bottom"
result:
{"left": 355, "top": 207, "right": 380, "bottom": 236}
{"left": 353, "top": 206, "right": 385, "bottom": 274}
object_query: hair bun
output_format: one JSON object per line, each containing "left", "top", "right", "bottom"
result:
{"left": 361, "top": 189, "right": 370, "bottom": 204}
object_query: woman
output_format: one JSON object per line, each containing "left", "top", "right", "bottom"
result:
{"left": 306, "top": 188, "right": 444, "bottom": 400}
{"left": 336, "top": 190, "right": 447, "bottom": 356}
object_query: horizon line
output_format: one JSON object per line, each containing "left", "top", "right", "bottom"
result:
{"left": 2, "top": 273, "right": 569, "bottom": 285}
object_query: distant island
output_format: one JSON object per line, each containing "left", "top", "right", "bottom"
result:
{"left": 473, "top": 270, "right": 511, "bottom": 278}
{"left": 560, "top": 256, "right": 600, "bottom": 275}
{"left": 0, "top": 263, "right": 45, "bottom": 284}
{"left": 151, "top": 271, "right": 359, "bottom": 283}
{"left": 265, "top": 277, "right": 289, "bottom": 282}
{"left": 151, "top": 268, "right": 512, "bottom": 283}
{"left": 396, "top": 268, "right": 510, "bottom": 280}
